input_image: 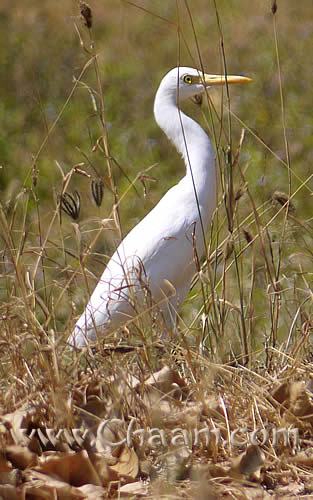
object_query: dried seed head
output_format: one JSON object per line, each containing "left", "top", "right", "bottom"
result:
{"left": 91, "top": 178, "right": 104, "bottom": 207}
{"left": 224, "top": 239, "right": 234, "bottom": 260}
{"left": 59, "top": 191, "right": 81, "bottom": 220}
{"left": 272, "top": 191, "right": 295, "bottom": 213}
{"left": 32, "top": 166, "right": 39, "bottom": 188}
{"left": 224, "top": 146, "right": 232, "bottom": 167}
{"left": 80, "top": 1, "right": 92, "bottom": 29}
{"left": 138, "top": 173, "right": 157, "bottom": 198}
{"left": 242, "top": 229, "right": 253, "bottom": 244}
{"left": 235, "top": 185, "right": 247, "bottom": 201}
{"left": 73, "top": 165, "right": 91, "bottom": 178}
{"left": 271, "top": 0, "right": 277, "bottom": 15}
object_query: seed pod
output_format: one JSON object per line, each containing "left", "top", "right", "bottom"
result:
{"left": 271, "top": 1, "right": 277, "bottom": 15}
{"left": 235, "top": 185, "right": 247, "bottom": 201}
{"left": 80, "top": 1, "right": 92, "bottom": 29}
{"left": 59, "top": 191, "right": 81, "bottom": 220}
{"left": 242, "top": 229, "right": 253, "bottom": 244}
{"left": 224, "top": 146, "right": 232, "bottom": 168}
{"left": 224, "top": 239, "right": 234, "bottom": 260}
{"left": 32, "top": 166, "right": 38, "bottom": 187}
{"left": 272, "top": 191, "right": 295, "bottom": 213}
{"left": 91, "top": 178, "right": 104, "bottom": 207}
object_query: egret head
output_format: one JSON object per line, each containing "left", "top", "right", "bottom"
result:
{"left": 158, "top": 66, "right": 252, "bottom": 103}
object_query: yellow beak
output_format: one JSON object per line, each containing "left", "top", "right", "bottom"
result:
{"left": 203, "top": 74, "right": 252, "bottom": 86}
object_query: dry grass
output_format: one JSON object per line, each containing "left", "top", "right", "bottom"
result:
{"left": 0, "top": 0, "right": 313, "bottom": 497}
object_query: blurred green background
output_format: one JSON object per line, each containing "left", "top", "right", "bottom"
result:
{"left": 0, "top": 0, "right": 312, "bottom": 353}
{"left": 1, "top": 1, "right": 312, "bottom": 204}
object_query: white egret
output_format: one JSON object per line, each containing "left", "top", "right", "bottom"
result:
{"left": 69, "top": 67, "right": 251, "bottom": 348}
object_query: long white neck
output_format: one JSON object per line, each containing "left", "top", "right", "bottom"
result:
{"left": 154, "top": 88, "right": 216, "bottom": 208}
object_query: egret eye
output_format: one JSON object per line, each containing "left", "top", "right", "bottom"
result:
{"left": 183, "top": 75, "right": 192, "bottom": 84}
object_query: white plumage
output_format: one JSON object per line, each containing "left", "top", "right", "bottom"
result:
{"left": 69, "top": 67, "right": 251, "bottom": 347}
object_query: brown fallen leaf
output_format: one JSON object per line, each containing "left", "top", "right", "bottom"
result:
{"left": 5, "top": 445, "right": 37, "bottom": 470}
{"left": 202, "top": 396, "right": 224, "bottom": 420}
{"left": 141, "top": 386, "right": 175, "bottom": 426}
{"left": 0, "top": 468, "right": 21, "bottom": 487}
{"left": 0, "top": 452, "right": 13, "bottom": 473}
{"left": 78, "top": 395, "right": 109, "bottom": 429}
{"left": 77, "top": 483, "right": 108, "bottom": 498}
{"left": 231, "top": 444, "right": 265, "bottom": 480}
{"left": 143, "top": 366, "right": 186, "bottom": 395}
{"left": 206, "top": 463, "right": 229, "bottom": 478}
{"left": 34, "top": 450, "right": 102, "bottom": 486}
{"left": 229, "top": 484, "right": 271, "bottom": 499}
{"left": 306, "top": 378, "right": 313, "bottom": 394}
{"left": 2, "top": 407, "right": 40, "bottom": 447}
{"left": 274, "top": 481, "right": 305, "bottom": 496}
{"left": 83, "top": 395, "right": 107, "bottom": 416}
{"left": 289, "top": 381, "right": 313, "bottom": 425}
{"left": 150, "top": 401, "right": 204, "bottom": 430}
{"left": 89, "top": 452, "right": 120, "bottom": 485}
{"left": 271, "top": 381, "right": 290, "bottom": 405}
{"left": 0, "top": 484, "right": 24, "bottom": 500}
{"left": 303, "top": 479, "right": 313, "bottom": 494}
{"left": 27, "top": 433, "right": 43, "bottom": 456}
{"left": 290, "top": 450, "right": 313, "bottom": 467}
{"left": 139, "top": 459, "right": 155, "bottom": 479}
{"left": 86, "top": 379, "right": 103, "bottom": 399}
{"left": 110, "top": 446, "right": 139, "bottom": 479}
{"left": 119, "top": 480, "right": 148, "bottom": 497}
{"left": 22, "top": 470, "right": 85, "bottom": 498}
{"left": 190, "top": 462, "right": 229, "bottom": 482}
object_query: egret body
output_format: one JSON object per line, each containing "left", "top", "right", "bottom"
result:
{"left": 69, "top": 67, "right": 251, "bottom": 348}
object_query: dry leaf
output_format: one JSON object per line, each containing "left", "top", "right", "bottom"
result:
{"left": 139, "top": 367, "right": 187, "bottom": 426}
{"left": 34, "top": 450, "right": 102, "bottom": 486}
{"left": 230, "top": 484, "right": 271, "bottom": 499}
{"left": 0, "top": 468, "right": 21, "bottom": 487}
{"left": 0, "top": 484, "right": 24, "bottom": 500}
{"left": 275, "top": 481, "right": 305, "bottom": 496}
{"left": 89, "top": 452, "right": 120, "bottom": 485}
{"left": 202, "top": 397, "right": 224, "bottom": 419}
{"left": 110, "top": 446, "right": 139, "bottom": 479}
{"left": 77, "top": 484, "right": 108, "bottom": 498}
{"left": 119, "top": 480, "right": 148, "bottom": 496}
{"left": 289, "top": 382, "right": 313, "bottom": 425}
{"left": 2, "top": 407, "right": 40, "bottom": 446}
{"left": 144, "top": 366, "right": 185, "bottom": 395}
{"left": 22, "top": 470, "right": 84, "bottom": 498}
{"left": 139, "top": 459, "right": 154, "bottom": 478}
{"left": 290, "top": 450, "right": 313, "bottom": 467}
{"left": 141, "top": 386, "right": 174, "bottom": 425}
{"left": 271, "top": 382, "right": 290, "bottom": 405}
{"left": 28, "top": 434, "right": 43, "bottom": 455}
{"left": 5, "top": 445, "right": 37, "bottom": 469}
{"left": 0, "top": 453, "right": 13, "bottom": 473}
{"left": 86, "top": 379, "right": 103, "bottom": 399}
{"left": 79, "top": 396, "right": 108, "bottom": 428}
{"left": 190, "top": 462, "right": 229, "bottom": 482}
{"left": 160, "top": 404, "right": 202, "bottom": 429}
{"left": 206, "top": 463, "right": 229, "bottom": 478}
